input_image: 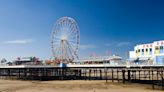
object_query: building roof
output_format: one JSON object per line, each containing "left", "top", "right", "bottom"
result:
{"left": 78, "top": 55, "right": 122, "bottom": 62}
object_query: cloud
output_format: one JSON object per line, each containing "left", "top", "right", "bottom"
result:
{"left": 79, "top": 44, "right": 97, "bottom": 50}
{"left": 3, "top": 39, "right": 34, "bottom": 44}
{"left": 116, "top": 42, "right": 131, "bottom": 47}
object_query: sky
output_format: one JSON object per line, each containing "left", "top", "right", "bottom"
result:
{"left": 0, "top": 0, "right": 164, "bottom": 61}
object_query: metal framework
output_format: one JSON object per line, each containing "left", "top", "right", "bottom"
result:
{"left": 51, "top": 17, "right": 80, "bottom": 63}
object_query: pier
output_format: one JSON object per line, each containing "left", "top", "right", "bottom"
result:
{"left": 0, "top": 65, "right": 163, "bottom": 90}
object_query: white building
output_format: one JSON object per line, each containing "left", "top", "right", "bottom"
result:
{"left": 129, "top": 40, "right": 164, "bottom": 65}
{"left": 76, "top": 55, "right": 122, "bottom": 65}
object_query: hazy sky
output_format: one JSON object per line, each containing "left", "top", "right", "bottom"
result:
{"left": 0, "top": 0, "right": 164, "bottom": 60}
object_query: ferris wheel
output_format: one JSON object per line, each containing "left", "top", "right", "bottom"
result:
{"left": 51, "top": 17, "right": 80, "bottom": 63}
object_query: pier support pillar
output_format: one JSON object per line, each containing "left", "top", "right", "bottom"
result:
{"left": 112, "top": 69, "right": 114, "bottom": 82}
{"left": 122, "top": 69, "right": 125, "bottom": 84}
{"left": 128, "top": 70, "right": 131, "bottom": 82}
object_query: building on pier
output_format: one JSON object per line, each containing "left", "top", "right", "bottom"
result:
{"left": 76, "top": 55, "right": 122, "bottom": 65}
{"left": 12, "top": 57, "right": 42, "bottom": 65}
{"left": 129, "top": 40, "right": 164, "bottom": 65}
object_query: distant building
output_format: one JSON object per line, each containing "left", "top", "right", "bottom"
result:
{"left": 77, "top": 55, "right": 122, "bottom": 65}
{"left": 129, "top": 40, "right": 164, "bottom": 65}
{"left": 13, "top": 57, "right": 42, "bottom": 65}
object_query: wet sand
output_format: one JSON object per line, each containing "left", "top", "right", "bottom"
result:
{"left": 0, "top": 80, "right": 162, "bottom": 92}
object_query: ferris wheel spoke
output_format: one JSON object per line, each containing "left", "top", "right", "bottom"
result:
{"left": 66, "top": 42, "right": 76, "bottom": 55}
{"left": 69, "top": 24, "right": 75, "bottom": 33}
{"left": 54, "top": 23, "right": 61, "bottom": 34}
{"left": 69, "top": 41, "right": 77, "bottom": 48}
{"left": 69, "top": 40, "right": 76, "bottom": 43}
{"left": 69, "top": 23, "right": 74, "bottom": 30}
{"left": 65, "top": 19, "right": 69, "bottom": 27}
{"left": 53, "top": 35, "right": 61, "bottom": 39}
{"left": 69, "top": 41, "right": 77, "bottom": 46}
{"left": 68, "top": 43, "right": 78, "bottom": 59}
{"left": 53, "top": 47, "right": 59, "bottom": 57}
{"left": 70, "top": 25, "right": 76, "bottom": 33}
{"left": 52, "top": 40, "right": 60, "bottom": 44}
{"left": 67, "top": 45, "right": 75, "bottom": 60}
{"left": 67, "top": 31, "right": 76, "bottom": 39}
{"left": 69, "top": 34, "right": 77, "bottom": 39}
{"left": 67, "top": 42, "right": 76, "bottom": 53}
{"left": 69, "top": 21, "right": 74, "bottom": 28}
{"left": 64, "top": 45, "right": 70, "bottom": 60}
{"left": 53, "top": 45, "right": 60, "bottom": 52}
{"left": 70, "top": 31, "right": 78, "bottom": 38}
{"left": 52, "top": 42, "right": 60, "bottom": 45}
{"left": 61, "top": 20, "right": 66, "bottom": 29}
{"left": 67, "top": 20, "right": 71, "bottom": 28}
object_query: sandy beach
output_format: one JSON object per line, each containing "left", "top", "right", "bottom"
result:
{"left": 0, "top": 79, "right": 162, "bottom": 92}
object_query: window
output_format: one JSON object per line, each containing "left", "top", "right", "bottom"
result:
{"left": 159, "top": 46, "right": 164, "bottom": 53}
{"left": 149, "top": 48, "right": 152, "bottom": 55}
{"left": 136, "top": 50, "right": 137, "bottom": 53}
{"left": 142, "top": 49, "right": 144, "bottom": 55}
{"left": 160, "top": 46, "right": 163, "bottom": 50}
{"left": 146, "top": 49, "right": 148, "bottom": 52}
{"left": 138, "top": 49, "right": 140, "bottom": 52}
{"left": 155, "top": 46, "right": 159, "bottom": 50}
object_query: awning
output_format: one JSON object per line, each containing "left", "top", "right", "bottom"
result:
{"left": 139, "top": 57, "right": 151, "bottom": 61}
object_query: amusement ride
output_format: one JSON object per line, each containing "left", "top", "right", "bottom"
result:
{"left": 51, "top": 17, "right": 80, "bottom": 63}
